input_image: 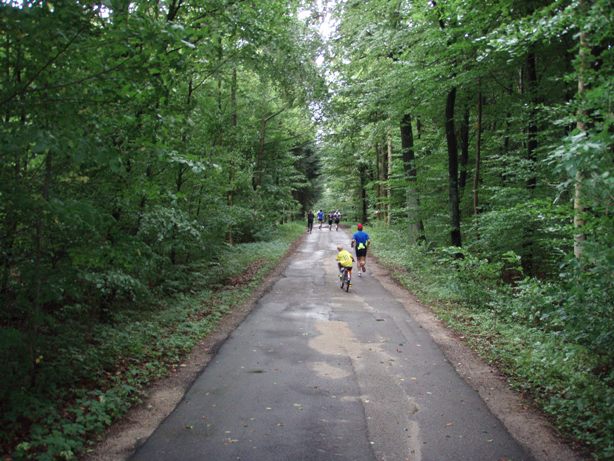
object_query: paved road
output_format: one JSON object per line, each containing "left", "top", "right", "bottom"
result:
{"left": 131, "top": 228, "right": 533, "bottom": 461}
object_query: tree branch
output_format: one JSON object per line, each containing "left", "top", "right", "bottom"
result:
{"left": 1, "top": 15, "right": 92, "bottom": 108}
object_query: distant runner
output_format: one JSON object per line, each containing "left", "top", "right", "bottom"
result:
{"left": 327, "top": 211, "right": 334, "bottom": 231}
{"left": 351, "top": 223, "right": 370, "bottom": 276}
{"left": 307, "top": 210, "right": 314, "bottom": 233}
{"left": 317, "top": 209, "right": 324, "bottom": 229}
{"left": 334, "top": 210, "right": 341, "bottom": 231}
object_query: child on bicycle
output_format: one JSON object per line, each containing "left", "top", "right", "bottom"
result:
{"left": 336, "top": 244, "right": 354, "bottom": 279}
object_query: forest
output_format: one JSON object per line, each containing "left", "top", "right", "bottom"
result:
{"left": 0, "top": 0, "right": 612, "bottom": 460}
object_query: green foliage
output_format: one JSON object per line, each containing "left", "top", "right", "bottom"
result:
{"left": 1, "top": 0, "right": 320, "bottom": 455}
{"left": 472, "top": 198, "right": 572, "bottom": 276}
{"left": 320, "top": 1, "right": 612, "bottom": 454}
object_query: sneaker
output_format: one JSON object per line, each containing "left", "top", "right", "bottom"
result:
{"left": 362, "top": 266, "right": 366, "bottom": 273}
{"left": 358, "top": 272, "right": 361, "bottom": 277}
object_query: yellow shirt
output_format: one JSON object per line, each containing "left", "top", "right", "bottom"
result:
{"left": 336, "top": 249, "right": 354, "bottom": 268}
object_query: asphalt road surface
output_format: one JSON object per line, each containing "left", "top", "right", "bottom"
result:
{"left": 131, "top": 227, "right": 534, "bottom": 461}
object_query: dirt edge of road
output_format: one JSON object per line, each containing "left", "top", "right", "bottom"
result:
{"left": 83, "top": 233, "right": 307, "bottom": 461}
{"left": 85, "top": 231, "right": 583, "bottom": 461}
{"left": 368, "top": 255, "right": 584, "bottom": 461}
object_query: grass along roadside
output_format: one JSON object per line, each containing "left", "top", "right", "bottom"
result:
{"left": 367, "top": 224, "right": 612, "bottom": 460}
{"left": 5, "top": 223, "right": 305, "bottom": 461}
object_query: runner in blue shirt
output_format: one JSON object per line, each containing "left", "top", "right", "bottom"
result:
{"left": 317, "top": 210, "right": 324, "bottom": 229}
{"left": 351, "top": 223, "right": 371, "bottom": 275}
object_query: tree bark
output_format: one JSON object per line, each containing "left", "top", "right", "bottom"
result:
{"left": 386, "top": 131, "right": 392, "bottom": 225}
{"left": 574, "top": 0, "right": 589, "bottom": 259}
{"left": 446, "top": 88, "right": 462, "bottom": 247}
{"left": 374, "top": 142, "right": 382, "bottom": 221}
{"left": 29, "top": 149, "right": 52, "bottom": 384}
{"left": 400, "top": 113, "right": 425, "bottom": 242}
{"left": 433, "top": 0, "right": 461, "bottom": 247}
{"left": 526, "top": 50, "right": 538, "bottom": 190}
{"left": 473, "top": 79, "right": 483, "bottom": 217}
{"left": 1, "top": 42, "right": 22, "bottom": 294}
{"left": 358, "top": 162, "right": 368, "bottom": 223}
{"left": 459, "top": 107, "right": 469, "bottom": 193}
{"left": 227, "top": 67, "right": 238, "bottom": 244}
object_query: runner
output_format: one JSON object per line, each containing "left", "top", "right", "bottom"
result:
{"left": 327, "top": 211, "right": 334, "bottom": 231}
{"left": 317, "top": 209, "right": 324, "bottom": 229}
{"left": 307, "top": 210, "right": 314, "bottom": 233}
{"left": 334, "top": 210, "right": 341, "bottom": 231}
{"left": 351, "top": 223, "right": 370, "bottom": 276}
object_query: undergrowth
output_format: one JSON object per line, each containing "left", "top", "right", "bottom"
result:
{"left": 368, "top": 224, "right": 613, "bottom": 460}
{"left": 1, "top": 223, "right": 304, "bottom": 461}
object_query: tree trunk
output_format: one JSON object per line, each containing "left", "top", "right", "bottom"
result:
{"left": 445, "top": 88, "right": 462, "bottom": 247}
{"left": 374, "top": 142, "right": 382, "bottom": 221}
{"left": 526, "top": 50, "right": 538, "bottom": 190}
{"left": 522, "top": 52, "right": 539, "bottom": 274}
{"left": 227, "top": 67, "right": 237, "bottom": 244}
{"left": 473, "top": 79, "right": 483, "bottom": 217}
{"left": 433, "top": 0, "right": 461, "bottom": 247}
{"left": 253, "top": 108, "right": 284, "bottom": 190}
{"left": 386, "top": 132, "right": 392, "bottom": 225}
{"left": 574, "top": 0, "right": 589, "bottom": 259}
{"left": 30, "top": 150, "right": 52, "bottom": 384}
{"left": 358, "top": 162, "right": 368, "bottom": 223}
{"left": 459, "top": 106, "right": 469, "bottom": 194}
{"left": 400, "top": 113, "right": 425, "bottom": 242}
{"left": 217, "top": 37, "right": 223, "bottom": 113}
{"left": 1, "top": 42, "right": 23, "bottom": 294}
{"left": 230, "top": 67, "right": 237, "bottom": 127}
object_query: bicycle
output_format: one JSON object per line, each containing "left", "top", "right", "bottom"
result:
{"left": 340, "top": 267, "right": 352, "bottom": 292}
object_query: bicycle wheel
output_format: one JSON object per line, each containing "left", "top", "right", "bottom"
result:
{"left": 345, "top": 270, "right": 351, "bottom": 292}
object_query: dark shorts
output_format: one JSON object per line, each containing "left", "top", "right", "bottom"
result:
{"left": 356, "top": 248, "right": 367, "bottom": 258}
{"left": 328, "top": 219, "right": 333, "bottom": 225}
{"left": 334, "top": 218, "right": 340, "bottom": 224}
